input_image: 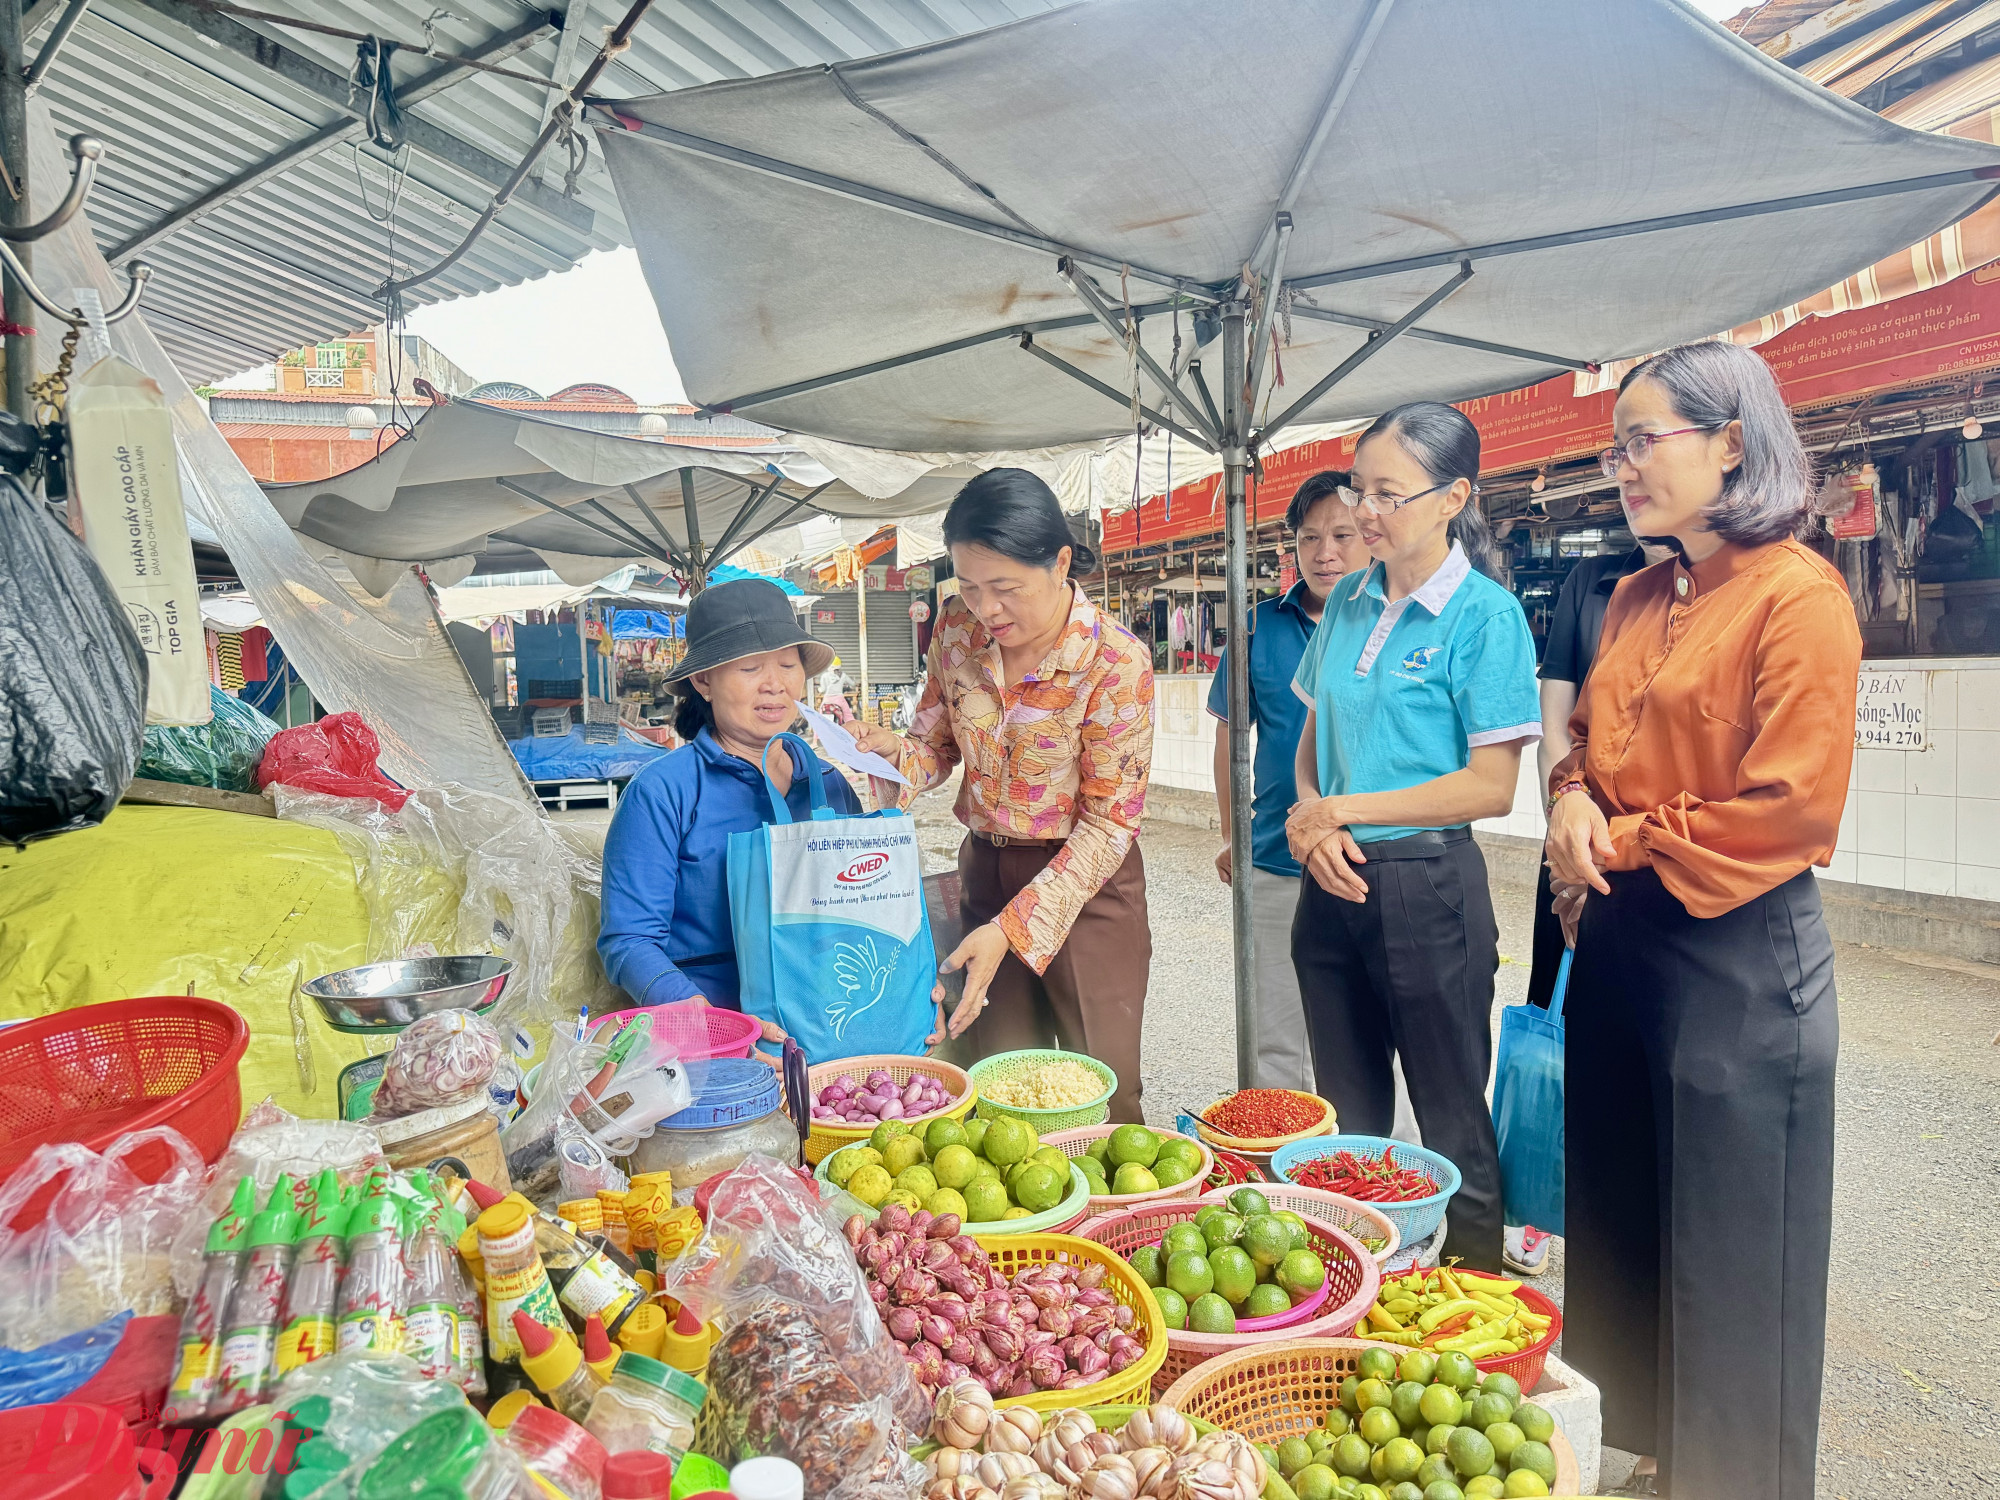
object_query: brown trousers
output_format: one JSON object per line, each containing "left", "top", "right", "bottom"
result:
{"left": 948, "top": 834, "right": 1150, "bottom": 1123}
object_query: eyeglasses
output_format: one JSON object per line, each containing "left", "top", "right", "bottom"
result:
{"left": 1597, "top": 425, "right": 1717, "bottom": 479}
{"left": 1335, "top": 480, "right": 1453, "bottom": 517}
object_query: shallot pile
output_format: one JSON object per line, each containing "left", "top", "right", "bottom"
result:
{"left": 922, "top": 1386, "right": 1268, "bottom": 1500}
{"left": 844, "top": 1205, "right": 1147, "bottom": 1397}
{"left": 815, "top": 1069, "right": 954, "bottom": 1123}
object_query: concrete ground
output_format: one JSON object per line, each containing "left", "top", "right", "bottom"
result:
{"left": 905, "top": 782, "right": 2000, "bottom": 1495}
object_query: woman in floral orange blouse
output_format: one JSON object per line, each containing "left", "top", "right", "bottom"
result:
{"left": 854, "top": 469, "right": 1155, "bottom": 1120}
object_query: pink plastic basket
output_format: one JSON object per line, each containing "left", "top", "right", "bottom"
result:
{"left": 587, "top": 1001, "right": 760, "bottom": 1062}
{"left": 1043, "top": 1125, "right": 1213, "bottom": 1212}
{"left": 1076, "top": 1198, "right": 1380, "bottom": 1395}
{"left": 1198, "top": 1183, "right": 1401, "bottom": 1270}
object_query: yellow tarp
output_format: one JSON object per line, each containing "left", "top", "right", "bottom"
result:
{"left": 0, "top": 803, "right": 380, "bottom": 1117}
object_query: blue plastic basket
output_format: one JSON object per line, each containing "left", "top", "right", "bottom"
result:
{"left": 1268, "top": 1135, "right": 1462, "bottom": 1249}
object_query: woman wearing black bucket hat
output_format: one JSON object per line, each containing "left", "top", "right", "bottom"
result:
{"left": 599, "top": 578, "right": 926, "bottom": 1039}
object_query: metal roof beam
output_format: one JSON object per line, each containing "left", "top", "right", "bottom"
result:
{"left": 123, "top": 0, "right": 592, "bottom": 235}
{"left": 108, "top": 9, "right": 559, "bottom": 264}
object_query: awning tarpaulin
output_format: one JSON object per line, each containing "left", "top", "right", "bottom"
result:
{"left": 597, "top": 0, "right": 2000, "bottom": 1081}
{"left": 263, "top": 398, "right": 981, "bottom": 592}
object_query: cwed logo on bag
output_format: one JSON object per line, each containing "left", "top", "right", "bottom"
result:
{"left": 729, "top": 734, "right": 936, "bottom": 1063}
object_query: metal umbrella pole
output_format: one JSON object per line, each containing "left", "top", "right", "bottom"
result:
{"left": 1219, "top": 298, "right": 1258, "bottom": 1089}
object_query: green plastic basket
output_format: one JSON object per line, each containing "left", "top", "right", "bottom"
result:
{"left": 968, "top": 1049, "right": 1117, "bottom": 1132}
{"left": 814, "top": 1142, "right": 1091, "bottom": 1233}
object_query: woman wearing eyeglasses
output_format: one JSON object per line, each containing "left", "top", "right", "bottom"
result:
{"left": 1283, "top": 402, "right": 1540, "bottom": 1273}
{"left": 1546, "top": 342, "right": 1857, "bottom": 1500}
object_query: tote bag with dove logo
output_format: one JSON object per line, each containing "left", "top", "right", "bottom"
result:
{"left": 727, "top": 733, "right": 936, "bottom": 1063}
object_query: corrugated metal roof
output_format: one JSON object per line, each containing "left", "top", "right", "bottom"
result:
{"left": 28, "top": 0, "right": 1063, "bottom": 382}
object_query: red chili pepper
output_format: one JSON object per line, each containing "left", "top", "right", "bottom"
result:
{"left": 1204, "top": 1089, "right": 1324, "bottom": 1138}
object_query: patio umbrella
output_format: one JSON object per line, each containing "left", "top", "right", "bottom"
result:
{"left": 596, "top": 0, "right": 2000, "bottom": 1079}
{"left": 263, "top": 396, "right": 977, "bottom": 593}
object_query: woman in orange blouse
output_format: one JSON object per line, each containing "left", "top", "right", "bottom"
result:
{"left": 854, "top": 469, "right": 1154, "bottom": 1121}
{"left": 1545, "top": 342, "right": 1858, "bottom": 1500}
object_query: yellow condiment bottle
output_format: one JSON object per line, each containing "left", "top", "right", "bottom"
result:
{"left": 614, "top": 1302, "right": 666, "bottom": 1362}
{"left": 486, "top": 1389, "right": 544, "bottom": 1430}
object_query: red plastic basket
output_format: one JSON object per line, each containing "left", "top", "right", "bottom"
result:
{"left": 0, "top": 998, "right": 247, "bottom": 1221}
{"left": 1362, "top": 1267, "right": 1564, "bottom": 1395}
{"left": 588, "top": 1001, "right": 760, "bottom": 1062}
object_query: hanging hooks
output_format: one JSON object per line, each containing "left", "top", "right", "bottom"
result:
{"left": 0, "top": 236, "right": 150, "bottom": 326}
{"left": 0, "top": 135, "right": 104, "bottom": 245}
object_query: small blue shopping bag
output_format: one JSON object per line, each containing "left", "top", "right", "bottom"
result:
{"left": 727, "top": 733, "right": 937, "bottom": 1064}
{"left": 1492, "top": 947, "right": 1568, "bottom": 1235}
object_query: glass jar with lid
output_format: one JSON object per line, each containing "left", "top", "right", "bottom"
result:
{"left": 582, "top": 1351, "right": 707, "bottom": 1462}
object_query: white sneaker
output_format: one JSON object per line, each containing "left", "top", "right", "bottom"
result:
{"left": 1504, "top": 1224, "right": 1552, "bottom": 1276}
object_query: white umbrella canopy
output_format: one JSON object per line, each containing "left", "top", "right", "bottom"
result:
{"left": 261, "top": 397, "right": 975, "bottom": 591}
{"left": 596, "top": 0, "right": 2000, "bottom": 1080}
{"left": 598, "top": 0, "right": 2000, "bottom": 451}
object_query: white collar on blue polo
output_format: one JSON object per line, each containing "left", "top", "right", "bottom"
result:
{"left": 1350, "top": 542, "right": 1472, "bottom": 675}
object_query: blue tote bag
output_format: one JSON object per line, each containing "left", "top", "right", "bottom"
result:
{"left": 727, "top": 733, "right": 937, "bottom": 1064}
{"left": 1491, "top": 947, "right": 1568, "bottom": 1235}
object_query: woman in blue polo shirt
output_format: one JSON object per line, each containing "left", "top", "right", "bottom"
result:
{"left": 1284, "top": 402, "right": 1540, "bottom": 1272}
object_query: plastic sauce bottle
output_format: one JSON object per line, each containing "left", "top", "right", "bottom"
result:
{"left": 402, "top": 1202, "right": 464, "bottom": 1385}
{"left": 614, "top": 1303, "right": 665, "bottom": 1362}
{"left": 216, "top": 1174, "right": 301, "bottom": 1412}
{"left": 537, "top": 1211, "right": 645, "bottom": 1335}
{"left": 436, "top": 1198, "right": 489, "bottom": 1397}
{"left": 336, "top": 1184, "right": 407, "bottom": 1354}
{"left": 276, "top": 1169, "right": 350, "bottom": 1377}
{"left": 582, "top": 1314, "right": 620, "bottom": 1383}
{"left": 501, "top": 1401, "right": 610, "bottom": 1500}
{"left": 513, "top": 1309, "right": 607, "bottom": 1423}
{"left": 479, "top": 1198, "right": 565, "bottom": 1362}
{"left": 595, "top": 1190, "right": 631, "bottom": 1256}
{"left": 163, "top": 1174, "right": 257, "bottom": 1425}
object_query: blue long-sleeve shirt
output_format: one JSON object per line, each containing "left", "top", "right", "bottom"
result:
{"left": 597, "top": 728, "right": 863, "bottom": 1008}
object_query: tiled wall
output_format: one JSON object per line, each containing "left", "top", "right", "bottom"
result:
{"left": 1154, "top": 659, "right": 2000, "bottom": 907}
{"left": 1829, "top": 655, "right": 1999, "bottom": 900}
{"left": 1151, "top": 674, "right": 1221, "bottom": 793}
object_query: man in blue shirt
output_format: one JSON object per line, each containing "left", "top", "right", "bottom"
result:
{"left": 1208, "top": 472, "right": 1369, "bottom": 1088}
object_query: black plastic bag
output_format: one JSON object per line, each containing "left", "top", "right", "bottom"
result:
{"left": 0, "top": 470, "right": 147, "bottom": 844}
{"left": 139, "top": 685, "right": 280, "bottom": 792}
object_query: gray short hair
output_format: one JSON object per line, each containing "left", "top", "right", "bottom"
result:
{"left": 1619, "top": 341, "right": 1811, "bottom": 547}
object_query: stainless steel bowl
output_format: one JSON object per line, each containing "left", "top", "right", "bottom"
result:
{"left": 301, "top": 955, "right": 514, "bottom": 1034}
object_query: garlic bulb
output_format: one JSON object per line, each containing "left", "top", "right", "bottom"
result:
{"left": 932, "top": 1449, "right": 973, "bottom": 1481}
{"left": 1125, "top": 1446, "right": 1178, "bottom": 1500}
{"left": 1172, "top": 1457, "right": 1242, "bottom": 1500}
{"left": 984, "top": 1406, "right": 1044, "bottom": 1453}
{"left": 1001, "top": 1477, "right": 1065, "bottom": 1500}
{"left": 935, "top": 1379, "right": 996, "bottom": 1450}
{"left": 975, "top": 1452, "right": 1037, "bottom": 1491}
{"left": 1032, "top": 1433, "right": 1082, "bottom": 1486}
{"left": 1120, "top": 1405, "right": 1197, "bottom": 1456}
{"left": 1077, "top": 1453, "right": 1140, "bottom": 1500}
{"left": 1046, "top": 1411, "right": 1097, "bottom": 1457}
{"left": 926, "top": 1478, "right": 992, "bottom": 1500}
{"left": 1194, "top": 1431, "right": 1266, "bottom": 1498}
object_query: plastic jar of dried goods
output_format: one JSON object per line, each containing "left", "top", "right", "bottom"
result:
{"left": 581, "top": 1352, "right": 706, "bottom": 1463}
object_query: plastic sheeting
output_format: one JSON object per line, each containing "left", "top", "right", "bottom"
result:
{"left": 273, "top": 785, "right": 620, "bottom": 1037}
{"left": 138, "top": 687, "right": 280, "bottom": 793}
{"left": 609, "top": 609, "right": 684, "bottom": 639}
{"left": 602, "top": 0, "right": 2000, "bottom": 450}
{"left": 0, "top": 804, "right": 376, "bottom": 1116}
{"left": 22, "top": 102, "right": 531, "bottom": 804}
{"left": 0, "top": 471, "right": 147, "bottom": 845}
{"left": 508, "top": 725, "right": 672, "bottom": 782}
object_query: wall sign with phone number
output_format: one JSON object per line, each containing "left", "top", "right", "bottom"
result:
{"left": 1854, "top": 668, "right": 1926, "bottom": 750}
